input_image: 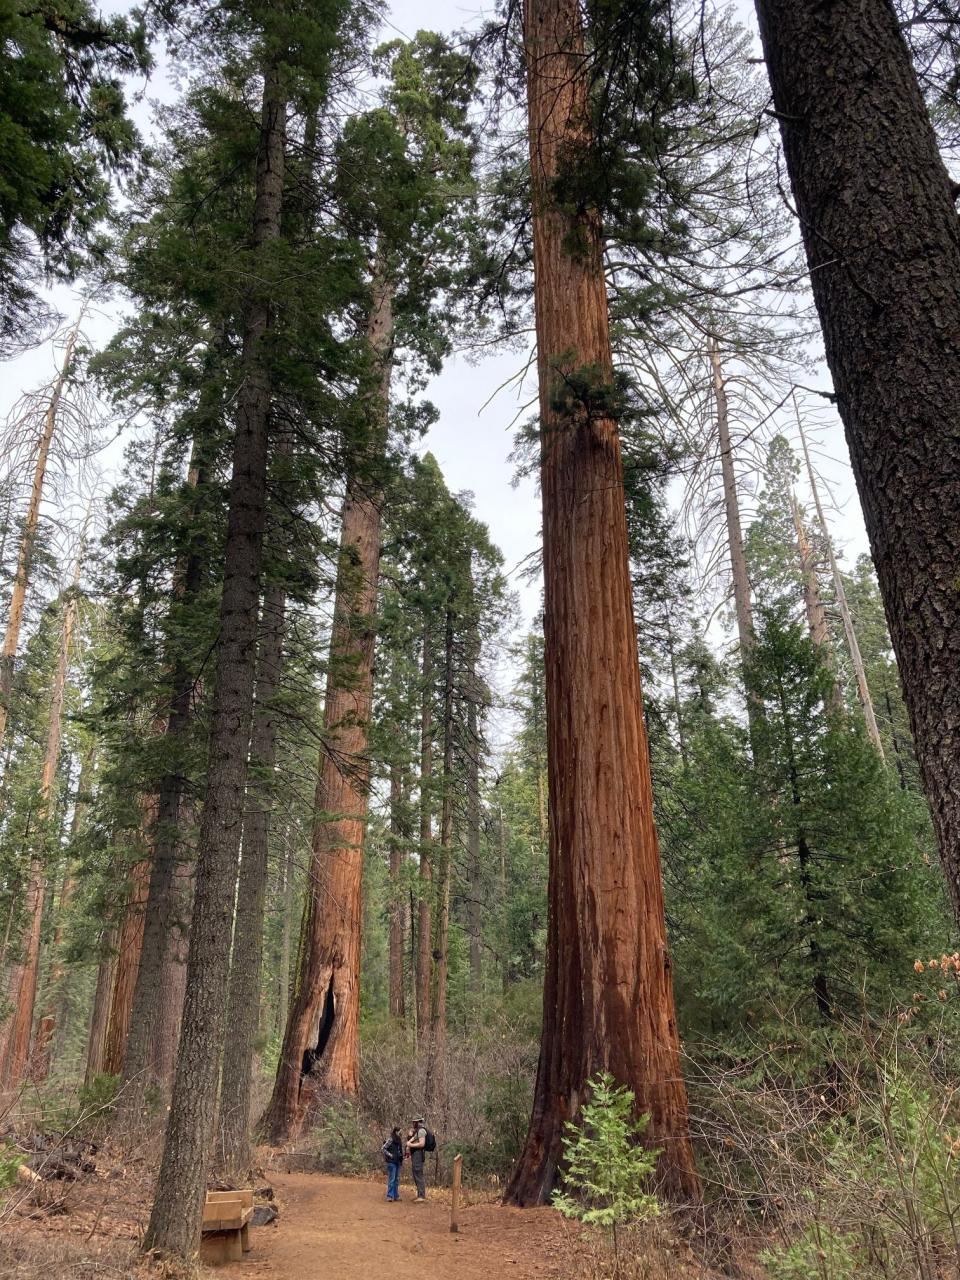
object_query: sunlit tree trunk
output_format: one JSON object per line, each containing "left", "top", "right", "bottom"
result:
{"left": 102, "top": 842, "right": 151, "bottom": 1077}
{"left": 505, "top": 0, "right": 698, "bottom": 1205}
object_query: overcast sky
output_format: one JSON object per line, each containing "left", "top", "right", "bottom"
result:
{"left": 3, "top": 0, "right": 873, "bottom": 675}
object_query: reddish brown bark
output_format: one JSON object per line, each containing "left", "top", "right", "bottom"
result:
{"left": 504, "top": 0, "right": 698, "bottom": 1205}
{"left": 102, "top": 848, "right": 151, "bottom": 1077}
{"left": 85, "top": 926, "right": 117, "bottom": 1085}
{"left": 261, "top": 271, "right": 393, "bottom": 1143}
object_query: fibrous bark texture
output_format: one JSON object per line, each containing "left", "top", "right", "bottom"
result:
{"left": 261, "top": 271, "right": 392, "bottom": 1143}
{"left": 143, "top": 64, "right": 285, "bottom": 1260}
{"left": 505, "top": 0, "right": 698, "bottom": 1206}
{"left": 218, "top": 578, "right": 286, "bottom": 1172}
{"left": 753, "top": 0, "right": 960, "bottom": 919}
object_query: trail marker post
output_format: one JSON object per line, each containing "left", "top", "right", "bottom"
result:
{"left": 450, "top": 1153, "right": 462, "bottom": 1233}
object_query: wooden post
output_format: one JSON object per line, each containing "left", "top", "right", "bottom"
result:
{"left": 450, "top": 1153, "right": 462, "bottom": 1234}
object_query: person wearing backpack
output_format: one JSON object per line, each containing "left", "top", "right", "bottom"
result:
{"left": 381, "top": 1127, "right": 404, "bottom": 1202}
{"left": 405, "top": 1115, "right": 435, "bottom": 1202}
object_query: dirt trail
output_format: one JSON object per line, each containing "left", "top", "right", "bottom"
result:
{"left": 217, "top": 1172, "right": 573, "bottom": 1280}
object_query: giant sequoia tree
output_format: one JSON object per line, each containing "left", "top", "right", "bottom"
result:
{"left": 504, "top": 0, "right": 698, "bottom": 1204}
{"left": 262, "top": 32, "right": 479, "bottom": 1141}
{"left": 752, "top": 0, "right": 960, "bottom": 926}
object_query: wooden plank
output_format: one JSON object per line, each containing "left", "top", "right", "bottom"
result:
{"left": 207, "top": 1188, "right": 254, "bottom": 1208}
{"left": 202, "top": 1206, "right": 254, "bottom": 1232}
{"left": 450, "top": 1153, "right": 462, "bottom": 1234}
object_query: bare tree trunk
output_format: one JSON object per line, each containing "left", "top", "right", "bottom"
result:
{"left": 796, "top": 408, "right": 885, "bottom": 758}
{"left": 260, "top": 270, "right": 393, "bottom": 1143}
{"left": 0, "top": 320, "right": 79, "bottom": 755}
{"left": 388, "top": 761, "right": 406, "bottom": 1022}
{"left": 416, "top": 624, "right": 433, "bottom": 1042}
{"left": 144, "top": 61, "right": 285, "bottom": 1260}
{"left": 217, "top": 577, "right": 286, "bottom": 1172}
{"left": 665, "top": 614, "right": 688, "bottom": 769}
{"left": 505, "top": 0, "right": 698, "bottom": 1205}
{"left": 85, "top": 926, "right": 117, "bottom": 1085}
{"left": 710, "top": 335, "right": 762, "bottom": 745}
{"left": 752, "top": 0, "right": 960, "bottom": 923}
{"left": 790, "top": 493, "right": 843, "bottom": 715}
{"left": 0, "top": 573, "right": 80, "bottom": 1087}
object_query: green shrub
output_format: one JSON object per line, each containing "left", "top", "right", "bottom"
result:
{"left": 760, "top": 1223, "right": 863, "bottom": 1280}
{"left": 552, "top": 1072, "right": 660, "bottom": 1272}
{"left": 0, "top": 1142, "right": 22, "bottom": 1200}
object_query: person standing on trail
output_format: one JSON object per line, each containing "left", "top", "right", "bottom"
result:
{"left": 382, "top": 1127, "right": 404, "bottom": 1202}
{"left": 406, "top": 1115, "right": 430, "bottom": 1202}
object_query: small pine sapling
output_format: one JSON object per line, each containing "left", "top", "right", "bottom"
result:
{"left": 552, "top": 1072, "right": 660, "bottom": 1270}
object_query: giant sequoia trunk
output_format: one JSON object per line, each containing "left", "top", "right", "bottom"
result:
{"left": 102, "top": 845, "right": 151, "bottom": 1076}
{"left": 753, "top": 0, "right": 960, "bottom": 921}
{"left": 261, "top": 271, "right": 392, "bottom": 1144}
{"left": 85, "top": 925, "right": 118, "bottom": 1085}
{"left": 217, "top": 577, "right": 286, "bottom": 1172}
{"left": 505, "top": 0, "right": 697, "bottom": 1205}
{"left": 143, "top": 64, "right": 285, "bottom": 1260}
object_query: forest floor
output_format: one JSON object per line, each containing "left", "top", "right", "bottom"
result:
{"left": 0, "top": 1155, "right": 725, "bottom": 1279}
{"left": 220, "top": 1171, "right": 573, "bottom": 1280}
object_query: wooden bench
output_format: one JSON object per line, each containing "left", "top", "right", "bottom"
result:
{"left": 200, "top": 1189, "right": 254, "bottom": 1265}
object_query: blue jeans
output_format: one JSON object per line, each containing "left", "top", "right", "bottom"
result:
{"left": 387, "top": 1161, "right": 401, "bottom": 1200}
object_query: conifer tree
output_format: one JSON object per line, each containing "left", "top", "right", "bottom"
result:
{"left": 504, "top": 0, "right": 698, "bottom": 1204}
{"left": 751, "top": 0, "right": 960, "bottom": 929}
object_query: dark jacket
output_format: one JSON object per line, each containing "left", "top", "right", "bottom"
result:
{"left": 382, "top": 1136, "right": 404, "bottom": 1165}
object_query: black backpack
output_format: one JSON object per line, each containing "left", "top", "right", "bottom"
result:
{"left": 423, "top": 1130, "right": 437, "bottom": 1153}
